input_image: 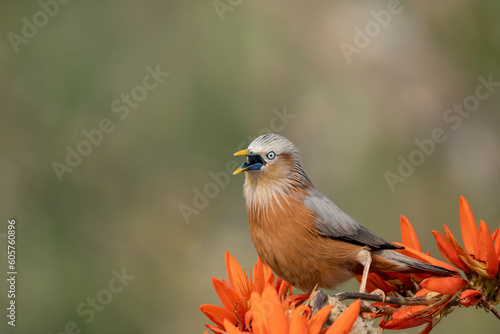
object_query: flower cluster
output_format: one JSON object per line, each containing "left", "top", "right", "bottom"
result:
{"left": 374, "top": 196, "right": 499, "bottom": 333}
{"left": 433, "top": 196, "right": 500, "bottom": 305}
{"left": 201, "top": 197, "right": 499, "bottom": 333}
{"left": 201, "top": 252, "right": 360, "bottom": 333}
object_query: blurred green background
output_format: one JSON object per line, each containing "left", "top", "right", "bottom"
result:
{"left": 1, "top": 1, "right": 499, "bottom": 333}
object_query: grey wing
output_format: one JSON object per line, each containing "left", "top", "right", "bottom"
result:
{"left": 303, "top": 188, "right": 402, "bottom": 250}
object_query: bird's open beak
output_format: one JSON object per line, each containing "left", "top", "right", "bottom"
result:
{"left": 233, "top": 149, "right": 265, "bottom": 174}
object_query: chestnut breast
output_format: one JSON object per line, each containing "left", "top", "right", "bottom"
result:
{"left": 247, "top": 191, "right": 362, "bottom": 292}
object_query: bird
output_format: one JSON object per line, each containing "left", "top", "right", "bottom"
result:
{"left": 233, "top": 133, "right": 455, "bottom": 293}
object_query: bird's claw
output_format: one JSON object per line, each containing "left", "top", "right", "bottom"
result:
{"left": 361, "top": 300, "right": 378, "bottom": 314}
{"left": 370, "top": 288, "right": 387, "bottom": 303}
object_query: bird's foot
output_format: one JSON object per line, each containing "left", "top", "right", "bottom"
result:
{"left": 361, "top": 300, "right": 378, "bottom": 314}
{"left": 370, "top": 289, "right": 386, "bottom": 303}
{"left": 310, "top": 290, "right": 328, "bottom": 314}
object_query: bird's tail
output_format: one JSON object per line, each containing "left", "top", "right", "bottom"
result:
{"left": 373, "top": 249, "right": 456, "bottom": 276}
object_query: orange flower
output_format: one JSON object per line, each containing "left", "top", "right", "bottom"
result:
{"left": 379, "top": 277, "right": 466, "bottom": 334}
{"left": 359, "top": 216, "right": 458, "bottom": 297}
{"left": 201, "top": 252, "right": 309, "bottom": 333}
{"left": 379, "top": 288, "right": 437, "bottom": 332}
{"left": 458, "top": 289, "right": 482, "bottom": 307}
{"left": 400, "top": 215, "right": 424, "bottom": 253}
{"left": 393, "top": 216, "right": 458, "bottom": 275}
{"left": 379, "top": 275, "right": 470, "bottom": 332}
{"left": 432, "top": 196, "right": 500, "bottom": 305}
{"left": 357, "top": 272, "right": 404, "bottom": 296}
{"left": 202, "top": 197, "right": 499, "bottom": 333}
{"left": 362, "top": 213, "right": 488, "bottom": 333}
{"left": 419, "top": 277, "right": 468, "bottom": 295}
{"left": 433, "top": 196, "right": 499, "bottom": 277}
{"left": 326, "top": 299, "right": 361, "bottom": 334}
{"left": 222, "top": 285, "right": 360, "bottom": 334}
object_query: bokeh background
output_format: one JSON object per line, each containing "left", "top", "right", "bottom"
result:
{"left": 1, "top": 1, "right": 499, "bottom": 333}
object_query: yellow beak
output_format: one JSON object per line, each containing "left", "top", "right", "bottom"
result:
{"left": 233, "top": 149, "right": 251, "bottom": 156}
{"left": 233, "top": 149, "right": 263, "bottom": 174}
{"left": 233, "top": 149, "right": 250, "bottom": 174}
{"left": 233, "top": 166, "right": 246, "bottom": 175}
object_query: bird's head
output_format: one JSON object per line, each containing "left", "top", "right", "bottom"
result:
{"left": 233, "top": 134, "right": 311, "bottom": 188}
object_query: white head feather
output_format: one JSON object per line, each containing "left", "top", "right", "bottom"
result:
{"left": 241, "top": 134, "right": 312, "bottom": 210}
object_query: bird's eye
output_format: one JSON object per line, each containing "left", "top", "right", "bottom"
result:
{"left": 266, "top": 151, "right": 276, "bottom": 160}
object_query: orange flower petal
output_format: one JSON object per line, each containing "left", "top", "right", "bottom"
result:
{"left": 325, "top": 299, "right": 360, "bottom": 334}
{"left": 418, "top": 323, "right": 433, "bottom": 334}
{"left": 212, "top": 278, "right": 247, "bottom": 320}
{"left": 381, "top": 287, "right": 449, "bottom": 330}
{"left": 211, "top": 278, "right": 233, "bottom": 310}
{"left": 459, "top": 290, "right": 482, "bottom": 307}
{"left": 392, "top": 242, "right": 458, "bottom": 273}
{"left": 400, "top": 215, "right": 422, "bottom": 252}
{"left": 287, "top": 293, "right": 310, "bottom": 309}
{"left": 494, "top": 226, "right": 500, "bottom": 261}
{"left": 379, "top": 305, "right": 430, "bottom": 330}
{"left": 289, "top": 305, "right": 310, "bottom": 334}
{"left": 225, "top": 252, "right": 252, "bottom": 299}
{"left": 420, "top": 277, "right": 468, "bottom": 295}
{"left": 263, "top": 260, "right": 275, "bottom": 285}
{"left": 206, "top": 324, "right": 229, "bottom": 334}
{"left": 356, "top": 272, "right": 399, "bottom": 294}
{"left": 459, "top": 196, "right": 482, "bottom": 260}
{"left": 252, "top": 258, "right": 265, "bottom": 294}
{"left": 276, "top": 277, "right": 293, "bottom": 301}
{"left": 479, "top": 220, "right": 499, "bottom": 277}
{"left": 438, "top": 226, "right": 492, "bottom": 277}
{"left": 251, "top": 286, "right": 288, "bottom": 334}
{"left": 200, "top": 304, "right": 240, "bottom": 329}
{"left": 432, "top": 230, "right": 469, "bottom": 272}
{"left": 253, "top": 257, "right": 274, "bottom": 294}
{"left": 223, "top": 319, "right": 243, "bottom": 334}
{"left": 249, "top": 291, "right": 265, "bottom": 334}
{"left": 492, "top": 228, "right": 499, "bottom": 243}
{"left": 447, "top": 240, "right": 490, "bottom": 277}
{"left": 308, "top": 305, "right": 334, "bottom": 334}
{"left": 263, "top": 287, "right": 288, "bottom": 334}
{"left": 244, "top": 310, "right": 253, "bottom": 331}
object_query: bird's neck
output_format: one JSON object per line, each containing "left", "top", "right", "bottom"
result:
{"left": 243, "top": 172, "right": 311, "bottom": 212}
